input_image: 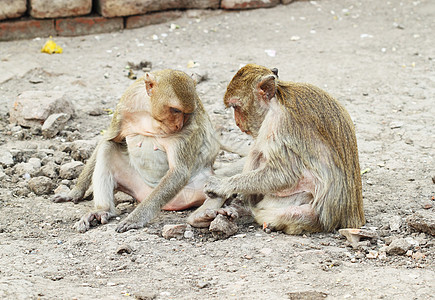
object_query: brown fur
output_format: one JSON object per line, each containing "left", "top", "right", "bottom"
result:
{"left": 53, "top": 69, "right": 220, "bottom": 233}
{"left": 203, "top": 64, "right": 364, "bottom": 234}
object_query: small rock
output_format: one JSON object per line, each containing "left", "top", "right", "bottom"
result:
{"left": 162, "top": 224, "right": 187, "bottom": 239}
{"left": 259, "top": 248, "right": 273, "bottom": 256}
{"left": 423, "top": 202, "right": 432, "bottom": 209}
{"left": 14, "top": 162, "right": 37, "bottom": 177}
{"left": 196, "top": 281, "right": 210, "bottom": 289}
{"left": 42, "top": 113, "right": 70, "bottom": 138}
{"left": 40, "top": 162, "right": 59, "bottom": 178}
{"left": 54, "top": 184, "right": 70, "bottom": 195}
{"left": 9, "top": 91, "right": 75, "bottom": 128}
{"left": 70, "top": 140, "right": 97, "bottom": 161}
{"left": 389, "top": 215, "right": 402, "bottom": 231}
{"left": 385, "top": 238, "right": 411, "bottom": 255}
{"left": 209, "top": 214, "right": 238, "bottom": 239}
{"left": 339, "top": 228, "right": 377, "bottom": 245}
{"left": 184, "top": 230, "right": 194, "bottom": 239}
{"left": 411, "top": 251, "right": 426, "bottom": 260}
{"left": 432, "top": 175, "right": 435, "bottom": 184}
{"left": 28, "top": 157, "right": 41, "bottom": 169}
{"left": 134, "top": 291, "right": 157, "bottom": 300}
{"left": 0, "top": 150, "right": 14, "bottom": 167}
{"left": 407, "top": 211, "right": 435, "bottom": 236}
{"left": 59, "top": 161, "right": 84, "bottom": 179}
{"left": 366, "top": 250, "right": 378, "bottom": 259}
{"left": 116, "top": 244, "right": 133, "bottom": 255}
{"left": 390, "top": 121, "right": 403, "bottom": 129}
{"left": 28, "top": 176, "right": 54, "bottom": 195}
{"left": 88, "top": 107, "right": 105, "bottom": 116}
{"left": 406, "top": 250, "right": 413, "bottom": 257}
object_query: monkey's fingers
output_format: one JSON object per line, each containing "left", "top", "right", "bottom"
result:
{"left": 73, "top": 216, "right": 91, "bottom": 233}
{"left": 52, "top": 194, "right": 72, "bottom": 203}
{"left": 187, "top": 209, "right": 217, "bottom": 228}
{"left": 115, "top": 220, "right": 144, "bottom": 233}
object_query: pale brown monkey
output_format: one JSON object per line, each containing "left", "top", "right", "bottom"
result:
{"left": 189, "top": 64, "right": 365, "bottom": 234}
{"left": 53, "top": 69, "right": 220, "bottom": 233}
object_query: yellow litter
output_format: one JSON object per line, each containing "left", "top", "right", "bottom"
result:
{"left": 41, "top": 36, "right": 63, "bottom": 54}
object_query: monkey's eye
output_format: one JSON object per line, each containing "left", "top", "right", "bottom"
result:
{"left": 170, "top": 107, "right": 182, "bottom": 114}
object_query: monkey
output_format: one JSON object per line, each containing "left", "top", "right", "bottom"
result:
{"left": 188, "top": 64, "right": 365, "bottom": 235}
{"left": 52, "top": 69, "right": 220, "bottom": 233}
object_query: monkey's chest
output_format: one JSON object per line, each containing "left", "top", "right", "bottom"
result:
{"left": 126, "top": 135, "right": 169, "bottom": 187}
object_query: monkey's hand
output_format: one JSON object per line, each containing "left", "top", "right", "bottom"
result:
{"left": 74, "top": 210, "right": 117, "bottom": 233}
{"left": 204, "top": 176, "right": 231, "bottom": 199}
{"left": 115, "top": 215, "right": 147, "bottom": 233}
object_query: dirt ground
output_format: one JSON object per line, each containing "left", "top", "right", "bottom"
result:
{"left": 0, "top": 0, "right": 434, "bottom": 299}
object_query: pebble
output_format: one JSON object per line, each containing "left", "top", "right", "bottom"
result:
{"left": 366, "top": 250, "right": 378, "bottom": 259}
{"left": 28, "top": 176, "right": 54, "bottom": 195}
{"left": 59, "top": 161, "right": 84, "bottom": 179}
{"left": 162, "top": 224, "right": 187, "bottom": 239}
{"left": 116, "top": 244, "right": 133, "bottom": 255}
{"left": 385, "top": 238, "right": 411, "bottom": 255}
{"left": 389, "top": 215, "right": 402, "bottom": 231}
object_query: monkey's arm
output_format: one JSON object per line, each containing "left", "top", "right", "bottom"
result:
{"left": 205, "top": 162, "right": 302, "bottom": 199}
{"left": 115, "top": 137, "right": 199, "bottom": 233}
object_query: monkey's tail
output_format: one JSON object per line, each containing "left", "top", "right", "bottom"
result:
{"left": 69, "top": 145, "right": 98, "bottom": 200}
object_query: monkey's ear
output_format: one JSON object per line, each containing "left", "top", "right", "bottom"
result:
{"left": 145, "top": 73, "right": 157, "bottom": 96}
{"left": 257, "top": 75, "right": 276, "bottom": 102}
{"left": 271, "top": 68, "right": 279, "bottom": 78}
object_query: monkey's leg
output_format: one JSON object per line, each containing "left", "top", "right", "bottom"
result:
{"left": 162, "top": 168, "right": 213, "bottom": 211}
{"left": 74, "top": 142, "right": 150, "bottom": 233}
{"left": 52, "top": 146, "right": 97, "bottom": 204}
{"left": 187, "top": 196, "right": 226, "bottom": 228}
{"left": 253, "top": 192, "right": 322, "bottom": 235}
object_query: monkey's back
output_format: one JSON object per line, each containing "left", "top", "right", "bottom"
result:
{"left": 276, "top": 81, "right": 365, "bottom": 230}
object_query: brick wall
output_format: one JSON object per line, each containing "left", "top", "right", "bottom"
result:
{"left": 0, "top": 0, "right": 306, "bottom": 41}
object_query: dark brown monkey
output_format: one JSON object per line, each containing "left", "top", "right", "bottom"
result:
{"left": 53, "top": 69, "right": 220, "bottom": 233}
{"left": 189, "top": 64, "right": 364, "bottom": 234}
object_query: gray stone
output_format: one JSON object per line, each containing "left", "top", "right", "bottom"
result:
{"left": 162, "top": 224, "right": 187, "bottom": 239}
{"left": 9, "top": 91, "right": 75, "bottom": 128}
{"left": 28, "top": 157, "right": 42, "bottom": 170}
{"left": 30, "top": 0, "right": 92, "bottom": 18}
{"left": 59, "top": 161, "right": 84, "bottom": 179}
{"left": 14, "top": 162, "right": 37, "bottom": 177}
{"left": 0, "top": 0, "right": 27, "bottom": 20}
{"left": 0, "top": 150, "right": 14, "bottom": 167}
{"left": 40, "top": 162, "right": 59, "bottom": 178}
{"left": 97, "top": 0, "right": 219, "bottom": 18}
{"left": 407, "top": 211, "right": 435, "bottom": 236}
{"left": 70, "top": 140, "right": 97, "bottom": 161}
{"left": 42, "top": 113, "right": 70, "bottom": 138}
{"left": 386, "top": 238, "right": 411, "bottom": 255}
{"left": 221, "top": 0, "right": 280, "bottom": 10}
{"left": 209, "top": 214, "right": 238, "bottom": 239}
{"left": 28, "top": 176, "right": 54, "bottom": 195}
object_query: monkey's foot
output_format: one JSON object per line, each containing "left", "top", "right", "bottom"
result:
{"left": 74, "top": 211, "right": 116, "bottom": 233}
{"left": 52, "top": 194, "right": 75, "bottom": 203}
{"left": 187, "top": 209, "right": 218, "bottom": 228}
{"left": 115, "top": 219, "right": 145, "bottom": 233}
{"left": 209, "top": 214, "right": 238, "bottom": 239}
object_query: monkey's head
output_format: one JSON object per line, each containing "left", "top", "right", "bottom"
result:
{"left": 145, "top": 70, "right": 198, "bottom": 135}
{"left": 224, "top": 64, "right": 278, "bottom": 137}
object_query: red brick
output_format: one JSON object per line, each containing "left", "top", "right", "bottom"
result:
{"left": 55, "top": 16, "right": 123, "bottom": 37}
{"left": 125, "top": 11, "right": 183, "bottom": 30}
{"left": 221, "top": 0, "right": 280, "bottom": 10}
{"left": 96, "top": 0, "right": 220, "bottom": 18}
{"left": 29, "top": 0, "right": 92, "bottom": 19}
{"left": 0, "top": 0, "right": 27, "bottom": 20}
{"left": 0, "top": 19, "right": 55, "bottom": 41}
